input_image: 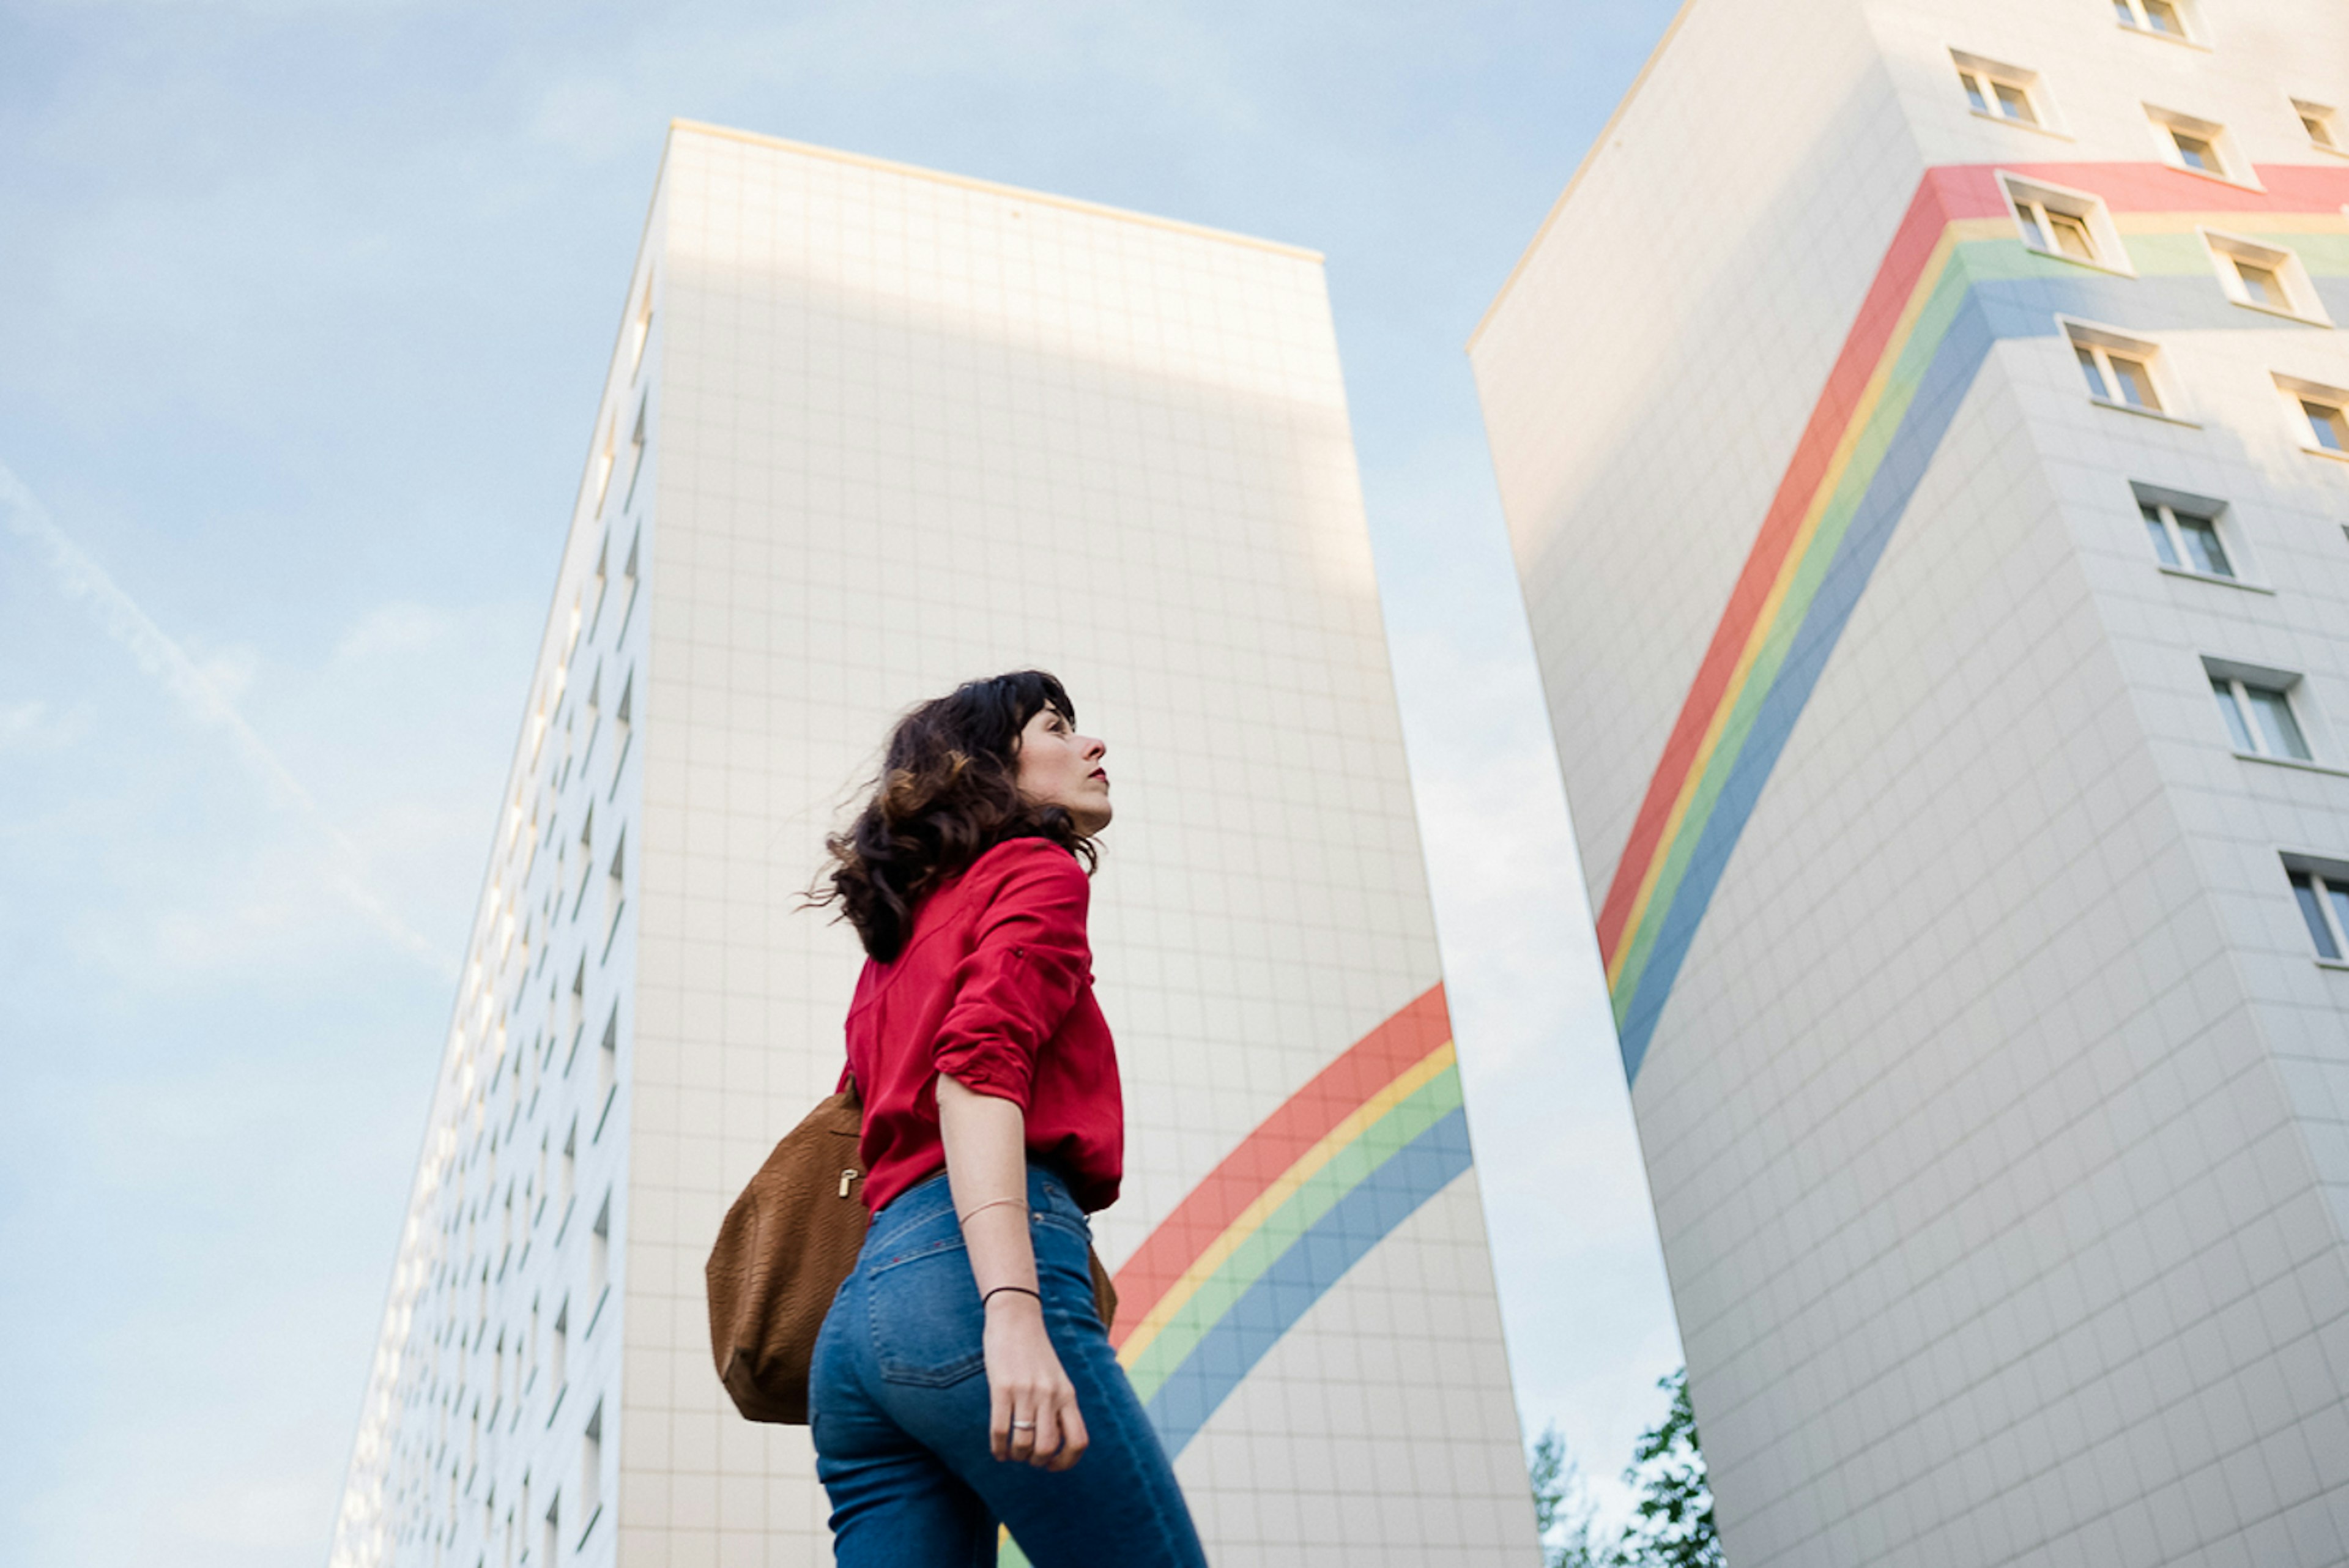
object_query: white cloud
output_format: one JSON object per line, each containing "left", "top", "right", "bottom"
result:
{"left": 0, "top": 464, "right": 453, "bottom": 979}
{"left": 332, "top": 602, "right": 455, "bottom": 664}
{"left": 0, "top": 699, "right": 88, "bottom": 752}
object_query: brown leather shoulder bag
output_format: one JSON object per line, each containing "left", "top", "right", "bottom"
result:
{"left": 705, "top": 1081, "right": 1119, "bottom": 1425}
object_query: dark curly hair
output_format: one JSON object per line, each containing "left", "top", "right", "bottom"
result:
{"left": 813, "top": 670, "right": 1098, "bottom": 961}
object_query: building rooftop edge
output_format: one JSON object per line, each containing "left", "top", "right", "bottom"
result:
{"left": 1463, "top": 0, "right": 1700, "bottom": 355}
{"left": 666, "top": 118, "right": 1327, "bottom": 264}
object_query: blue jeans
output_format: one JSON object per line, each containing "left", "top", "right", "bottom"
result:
{"left": 811, "top": 1164, "right": 1209, "bottom": 1568}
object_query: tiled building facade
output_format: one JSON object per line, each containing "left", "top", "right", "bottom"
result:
{"left": 327, "top": 122, "right": 1537, "bottom": 1567}
{"left": 1472, "top": 1, "right": 2349, "bottom": 1564}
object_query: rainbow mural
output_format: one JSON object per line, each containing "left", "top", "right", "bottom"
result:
{"left": 1597, "top": 160, "right": 2349, "bottom": 1082}
{"left": 1001, "top": 987, "right": 1466, "bottom": 1565}
{"left": 1109, "top": 984, "right": 1467, "bottom": 1455}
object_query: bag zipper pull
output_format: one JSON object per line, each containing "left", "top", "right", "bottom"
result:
{"left": 838, "top": 1169, "right": 858, "bottom": 1198}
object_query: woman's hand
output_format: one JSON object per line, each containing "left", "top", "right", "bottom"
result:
{"left": 984, "top": 1292, "right": 1089, "bottom": 1470}
{"left": 936, "top": 1072, "right": 1089, "bottom": 1470}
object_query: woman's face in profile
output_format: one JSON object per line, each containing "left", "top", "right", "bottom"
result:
{"left": 1014, "top": 704, "right": 1111, "bottom": 834}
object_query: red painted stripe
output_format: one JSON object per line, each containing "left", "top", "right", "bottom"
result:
{"left": 1998, "top": 160, "right": 2349, "bottom": 214}
{"left": 1590, "top": 159, "right": 2349, "bottom": 972}
{"left": 1592, "top": 173, "right": 1961, "bottom": 965}
{"left": 1107, "top": 984, "right": 1452, "bottom": 1350}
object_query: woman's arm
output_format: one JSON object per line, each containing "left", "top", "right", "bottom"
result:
{"left": 938, "top": 1074, "right": 1089, "bottom": 1470}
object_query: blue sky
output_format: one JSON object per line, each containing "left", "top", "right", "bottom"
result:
{"left": 0, "top": 2, "right": 1685, "bottom": 1561}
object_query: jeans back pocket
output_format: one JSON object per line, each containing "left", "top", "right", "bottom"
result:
{"left": 867, "top": 1234, "right": 987, "bottom": 1388}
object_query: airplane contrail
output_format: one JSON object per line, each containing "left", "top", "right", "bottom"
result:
{"left": 1, "top": 462, "right": 456, "bottom": 979}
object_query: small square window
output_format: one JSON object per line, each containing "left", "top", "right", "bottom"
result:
{"left": 2306, "top": 399, "right": 2348, "bottom": 453}
{"left": 2203, "top": 230, "right": 2328, "bottom": 324}
{"left": 628, "top": 273, "right": 656, "bottom": 377}
{"left": 2004, "top": 177, "right": 2121, "bottom": 271}
{"left": 2147, "top": 106, "right": 2246, "bottom": 184}
{"left": 2116, "top": 0, "right": 2194, "bottom": 39}
{"left": 590, "top": 417, "right": 617, "bottom": 514}
{"left": 1953, "top": 54, "right": 2050, "bottom": 130}
{"left": 2295, "top": 99, "right": 2341, "bottom": 152}
{"left": 2211, "top": 675, "right": 2312, "bottom": 759}
{"left": 2279, "top": 374, "right": 2349, "bottom": 456}
{"left": 2286, "top": 864, "right": 2349, "bottom": 961}
{"left": 622, "top": 399, "right": 648, "bottom": 511}
{"left": 2071, "top": 330, "right": 2163, "bottom": 412}
{"left": 2235, "top": 258, "right": 2282, "bottom": 306}
{"left": 2139, "top": 497, "right": 2235, "bottom": 578}
{"left": 2206, "top": 659, "right": 2317, "bottom": 762}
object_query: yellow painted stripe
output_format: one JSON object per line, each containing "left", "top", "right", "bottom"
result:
{"left": 1115, "top": 1040, "right": 1458, "bottom": 1370}
{"left": 1605, "top": 226, "right": 1965, "bottom": 987}
{"left": 2110, "top": 209, "right": 2349, "bottom": 236}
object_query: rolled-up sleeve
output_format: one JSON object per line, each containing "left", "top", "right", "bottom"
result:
{"left": 930, "top": 842, "right": 1093, "bottom": 1108}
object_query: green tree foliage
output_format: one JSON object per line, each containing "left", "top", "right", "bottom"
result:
{"left": 1527, "top": 1369, "right": 1724, "bottom": 1568}
{"left": 1526, "top": 1424, "right": 1605, "bottom": 1568}
{"left": 1616, "top": 1369, "right": 1723, "bottom": 1568}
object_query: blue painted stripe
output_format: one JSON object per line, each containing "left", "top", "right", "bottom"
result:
{"left": 1141, "top": 1106, "right": 1474, "bottom": 1457}
{"left": 1609, "top": 228, "right": 2349, "bottom": 1082}
{"left": 1617, "top": 291, "right": 1997, "bottom": 1077}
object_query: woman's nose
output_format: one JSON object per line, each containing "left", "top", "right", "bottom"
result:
{"left": 1083, "top": 735, "right": 1106, "bottom": 760}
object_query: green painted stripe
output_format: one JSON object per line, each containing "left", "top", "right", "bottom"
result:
{"left": 1612, "top": 219, "right": 2349, "bottom": 1011}
{"left": 1120, "top": 1065, "right": 1466, "bottom": 1403}
{"left": 1611, "top": 246, "right": 1975, "bottom": 1018}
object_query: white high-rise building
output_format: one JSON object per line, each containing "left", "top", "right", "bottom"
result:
{"left": 1472, "top": 1, "right": 2349, "bottom": 1564}
{"left": 327, "top": 121, "right": 1537, "bottom": 1568}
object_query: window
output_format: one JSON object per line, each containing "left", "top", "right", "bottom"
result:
{"left": 2024, "top": 201, "right": 2094, "bottom": 260}
{"left": 560, "top": 1120, "right": 576, "bottom": 1214}
{"left": 551, "top": 1301, "right": 568, "bottom": 1392}
{"left": 2205, "top": 230, "right": 2326, "bottom": 323}
{"left": 566, "top": 957, "right": 583, "bottom": 1045}
{"left": 615, "top": 527, "right": 642, "bottom": 642}
{"left": 596, "top": 1006, "right": 617, "bottom": 1104}
{"left": 2114, "top": 0, "right": 2192, "bottom": 40}
{"left": 2068, "top": 323, "right": 2166, "bottom": 413}
{"left": 604, "top": 831, "right": 626, "bottom": 948}
{"left": 2148, "top": 106, "right": 2244, "bottom": 183}
{"left": 591, "top": 414, "right": 617, "bottom": 515}
{"left": 2277, "top": 374, "right": 2349, "bottom": 456}
{"left": 2297, "top": 392, "right": 2347, "bottom": 453}
{"left": 543, "top": 1494, "right": 560, "bottom": 1568}
{"left": 2004, "top": 177, "right": 2121, "bottom": 270}
{"left": 609, "top": 673, "right": 634, "bottom": 794}
{"left": 622, "top": 400, "right": 648, "bottom": 511}
{"left": 1953, "top": 52, "right": 2046, "bottom": 128}
{"left": 2288, "top": 865, "right": 2349, "bottom": 960}
{"left": 628, "top": 273, "right": 655, "bottom": 377}
{"left": 579, "top": 1403, "right": 604, "bottom": 1536}
{"left": 590, "top": 1193, "right": 612, "bottom": 1308}
{"left": 574, "top": 812, "right": 594, "bottom": 915}
{"left": 2136, "top": 488, "right": 2235, "bottom": 578}
{"left": 2295, "top": 98, "right": 2341, "bottom": 152}
{"left": 2206, "top": 663, "right": 2314, "bottom": 761}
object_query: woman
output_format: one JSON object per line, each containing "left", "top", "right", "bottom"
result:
{"left": 808, "top": 671, "right": 1209, "bottom": 1568}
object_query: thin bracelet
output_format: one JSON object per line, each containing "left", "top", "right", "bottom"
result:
{"left": 982, "top": 1285, "right": 1042, "bottom": 1308}
{"left": 957, "top": 1197, "right": 1030, "bottom": 1227}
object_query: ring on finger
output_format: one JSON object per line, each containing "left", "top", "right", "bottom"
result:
{"left": 1011, "top": 1419, "right": 1037, "bottom": 1431}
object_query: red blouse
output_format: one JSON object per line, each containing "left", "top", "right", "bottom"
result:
{"left": 842, "top": 838, "right": 1124, "bottom": 1215}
